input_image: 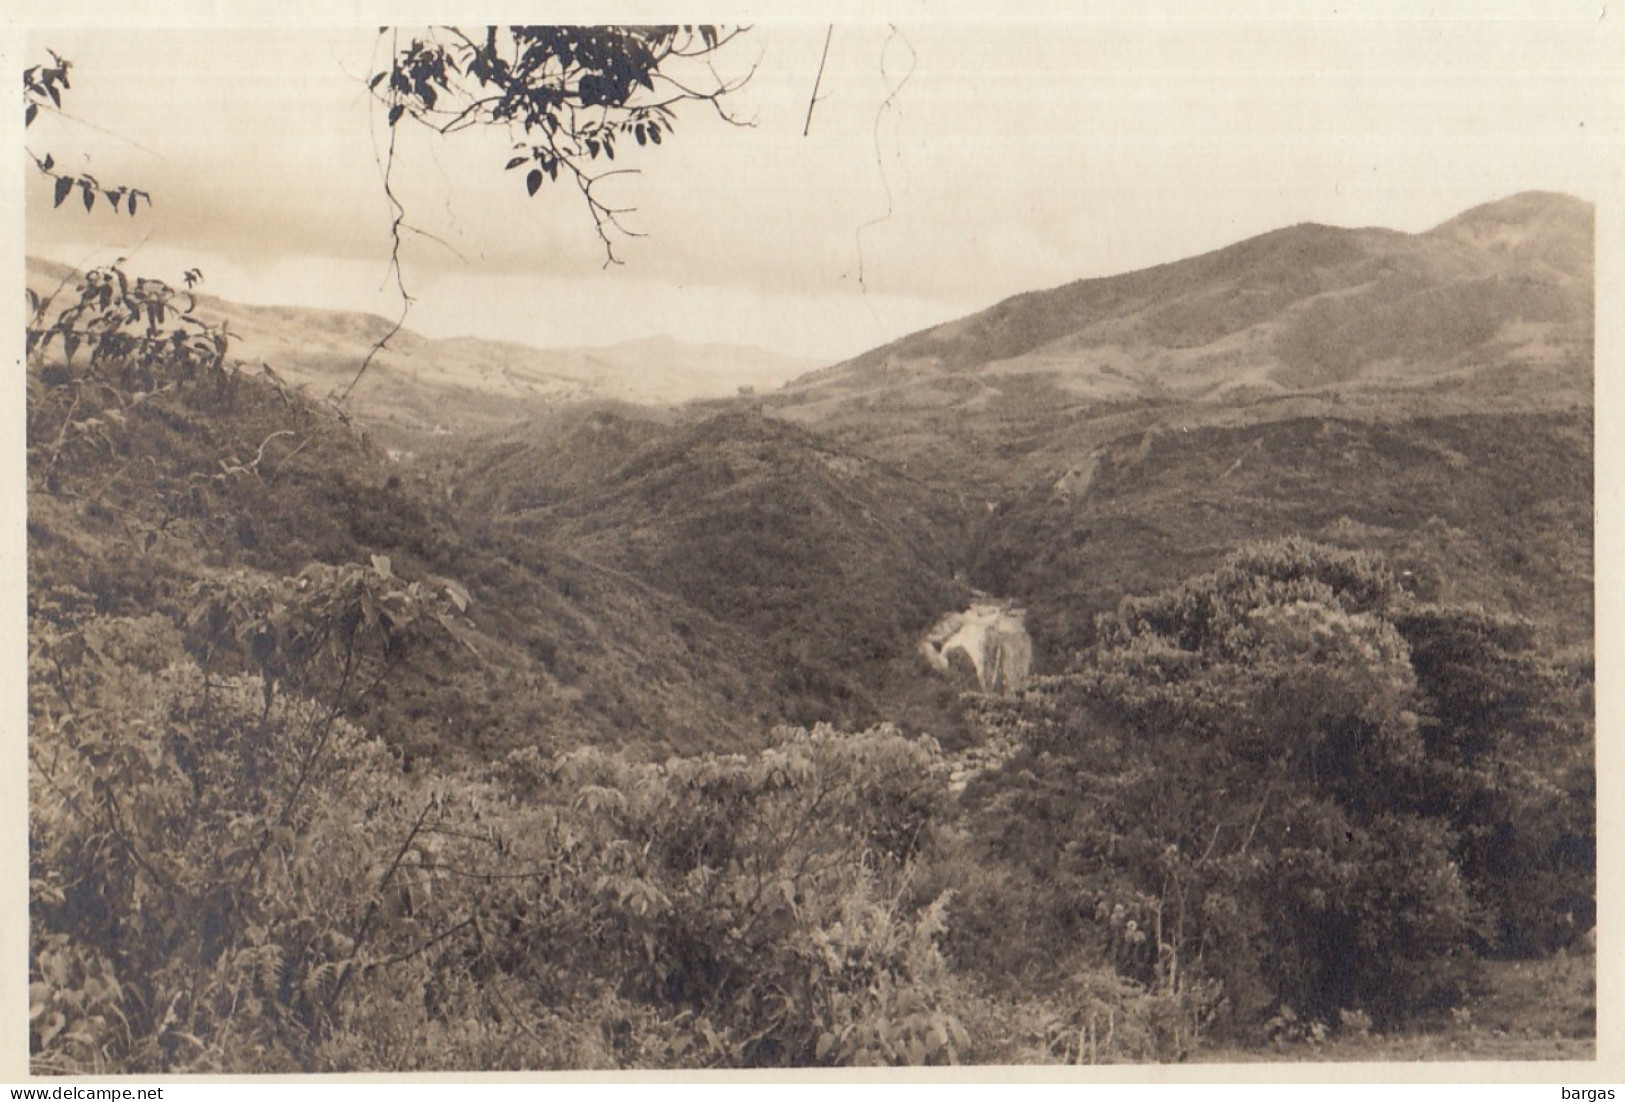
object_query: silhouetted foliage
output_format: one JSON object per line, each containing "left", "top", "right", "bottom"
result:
{"left": 372, "top": 26, "right": 751, "bottom": 263}
{"left": 26, "top": 51, "right": 150, "bottom": 217}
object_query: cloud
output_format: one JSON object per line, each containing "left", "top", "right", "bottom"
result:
{"left": 22, "top": 16, "right": 1616, "bottom": 360}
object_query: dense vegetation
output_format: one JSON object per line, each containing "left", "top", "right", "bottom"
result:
{"left": 954, "top": 541, "right": 1592, "bottom": 1032}
{"left": 479, "top": 410, "right": 976, "bottom": 733}
{"left": 27, "top": 242, "right": 1594, "bottom": 1070}
{"left": 969, "top": 409, "right": 1595, "bottom": 668}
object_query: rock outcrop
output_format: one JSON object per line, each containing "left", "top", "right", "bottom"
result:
{"left": 920, "top": 601, "right": 1033, "bottom": 694}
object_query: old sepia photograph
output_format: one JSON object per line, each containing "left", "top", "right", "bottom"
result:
{"left": 14, "top": 4, "right": 1612, "bottom": 1078}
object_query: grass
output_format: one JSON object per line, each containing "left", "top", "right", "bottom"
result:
{"left": 1192, "top": 954, "right": 1596, "bottom": 1063}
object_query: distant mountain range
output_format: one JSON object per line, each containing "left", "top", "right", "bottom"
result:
{"left": 27, "top": 191, "right": 1587, "bottom": 449}
{"left": 24, "top": 255, "right": 818, "bottom": 433}
{"left": 790, "top": 190, "right": 1589, "bottom": 401}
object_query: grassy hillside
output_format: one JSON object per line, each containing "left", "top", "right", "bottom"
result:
{"left": 26, "top": 255, "right": 815, "bottom": 439}
{"left": 970, "top": 409, "right": 1594, "bottom": 668}
{"left": 25, "top": 362, "right": 787, "bottom": 764}
{"left": 427, "top": 193, "right": 1594, "bottom": 729}
{"left": 783, "top": 192, "right": 1588, "bottom": 392}
{"left": 765, "top": 192, "right": 1591, "bottom": 501}
{"left": 456, "top": 409, "right": 979, "bottom": 735}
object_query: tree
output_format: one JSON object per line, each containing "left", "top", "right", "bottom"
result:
{"left": 371, "top": 26, "right": 751, "bottom": 264}
{"left": 25, "top": 50, "right": 150, "bottom": 217}
{"left": 334, "top": 25, "right": 752, "bottom": 402}
{"left": 961, "top": 539, "right": 1593, "bottom": 1029}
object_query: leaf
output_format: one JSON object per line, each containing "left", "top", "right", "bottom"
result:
{"left": 53, "top": 176, "right": 71, "bottom": 207}
{"left": 505, "top": 156, "right": 528, "bottom": 171}
{"left": 40, "top": 152, "right": 53, "bottom": 172}
{"left": 526, "top": 169, "right": 543, "bottom": 196}
{"left": 905, "top": 1035, "right": 926, "bottom": 1066}
{"left": 38, "top": 1011, "right": 66, "bottom": 1049}
{"left": 127, "top": 190, "right": 138, "bottom": 216}
{"left": 82, "top": 182, "right": 94, "bottom": 212}
{"left": 388, "top": 103, "right": 405, "bottom": 126}
{"left": 29, "top": 983, "right": 51, "bottom": 1021}
{"left": 26, "top": 103, "right": 38, "bottom": 126}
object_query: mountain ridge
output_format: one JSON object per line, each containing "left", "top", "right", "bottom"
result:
{"left": 761, "top": 191, "right": 1592, "bottom": 495}
{"left": 25, "top": 255, "right": 817, "bottom": 434}
{"left": 26, "top": 192, "right": 1594, "bottom": 731}
{"left": 786, "top": 190, "right": 1590, "bottom": 388}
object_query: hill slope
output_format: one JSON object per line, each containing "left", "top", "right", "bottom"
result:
{"left": 766, "top": 192, "right": 1592, "bottom": 496}
{"left": 455, "top": 409, "right": 978, "bottom": 733}
{"left": 26, "top": 255, "right": 815, "bottom": 436}
{"left": 29, "top": 191, "right": 1591, "bottom": 744}
{"left": 969, "top": 408, "right": 1593, "bottom": 666}
{"left": 24, "top": 363, "right": 791, "bottom": 763}
{"left": 438, "top": 191, "right": 1592, "bottom": 705}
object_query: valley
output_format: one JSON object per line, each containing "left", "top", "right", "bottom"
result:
{"left": 25, "top": 191, "right": 1596, "bottom": 1071}
{"left": 436, "top": 192, "right": 1593, "bottom": 705}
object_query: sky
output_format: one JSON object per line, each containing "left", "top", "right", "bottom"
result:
{"left": 14, "top": 2, "right": 1625, "bottom": 368}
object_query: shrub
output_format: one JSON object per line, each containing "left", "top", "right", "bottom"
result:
{"left": 29, "top": 612, "right": 420, "bottom": 1071}
{"left": 28, "top": 263, "right": 233, "bottom": 399}
{"left": 963, "top": 539, "right": 1590, "bottom": 1031}
{"left": 485, "top": 725, "right": 967, "bottom": 1067}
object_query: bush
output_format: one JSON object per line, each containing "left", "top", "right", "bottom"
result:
{"left": 32, "top": 625, "right": 976, "bottom": 1073}
{"left": 29, "top": 613, "right": 419, "bottom": 1071}
{"left": 963, "top": 539, "right": 1591, "bottom": 1031}
{"left": 485, "top": 725, "right": 967, "bottom": 1067}
{"left": 1391, "top": 603, "right": 1595, "bottom": 954}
